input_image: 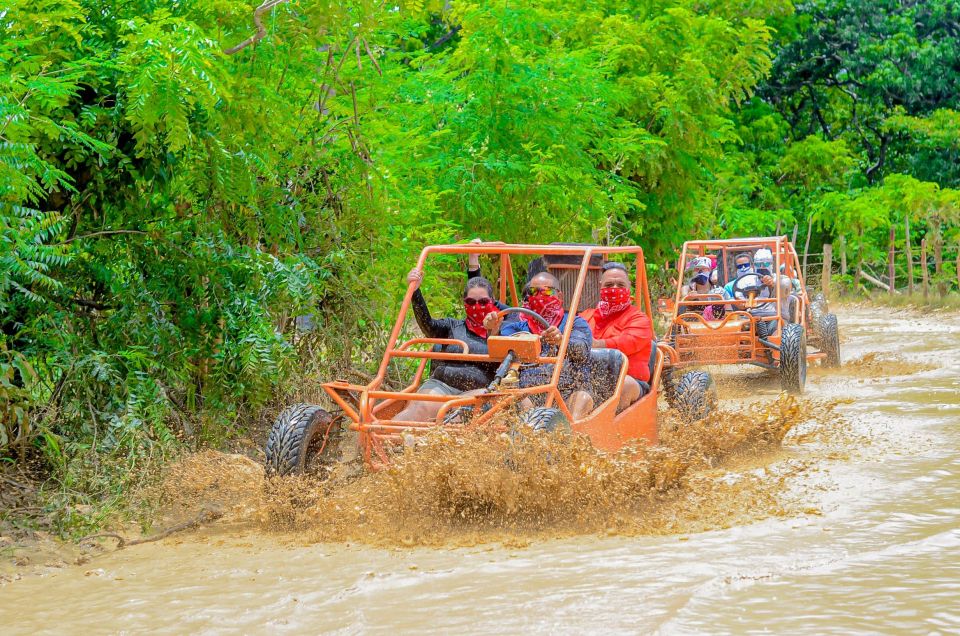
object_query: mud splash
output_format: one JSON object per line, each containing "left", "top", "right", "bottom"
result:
{"left": 150, "top": 396, "right": 844, "bottom": 547}
{"left": 821, "top": 352, "right": 937, "bottom": 378}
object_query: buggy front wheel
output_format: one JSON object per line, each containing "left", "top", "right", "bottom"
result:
{"left": 779, "top": 323, "right": 807, "bottom": 394}
{"left": 265, "top": 404, "right": 343, "bottom": 476}
{"left": 673, "top": 371, "right": 717, "bottom": 422}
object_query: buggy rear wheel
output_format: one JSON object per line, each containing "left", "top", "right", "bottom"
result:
{"left": 518, "top": 407, "right": 571, "bottom": 434}
{"left": 265, "top": 404, "right": 343, "bottom": 477}
{"left": 819, "top": 313, "right": 841, "bottom": 368}
{"left": 807, "top": 292, "right": 830, "bottom": 329}
{"left": 673, "top": 370, "right": 717, "bottom": 422}
{"left": 779, "top": 323, "right": 807, "bottom": 394}
{"left": 662, "top": 367, "right": 678, "bottom": 407}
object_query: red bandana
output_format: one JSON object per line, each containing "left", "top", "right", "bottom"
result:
{"left": 523, "top": 294, "right": 564, "bottom": 334}
{"left": 464, "top": 301, "right": 496, "bottom": 338}
{"left": 596, "top": 287, "right": 632, "bottom": 320}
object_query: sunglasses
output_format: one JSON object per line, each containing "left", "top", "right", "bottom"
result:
{"left": 736, "top": 262, "right": 753, "bottom": 271}
{"left": 464, "top": 297, "right": 493, "bottom": 306}
{"left": 523, "top": 286, "right": 558, "bottom": 299}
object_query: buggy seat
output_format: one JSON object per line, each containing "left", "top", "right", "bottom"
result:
{"left": 589, "top": 341, "right": 656, "bottom": 406}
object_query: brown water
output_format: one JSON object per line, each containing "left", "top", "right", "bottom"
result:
{"left": 2, "top": 307, "right": 959, "bottom": 634}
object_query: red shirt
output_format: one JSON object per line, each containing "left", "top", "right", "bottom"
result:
{"left": 581, "top": 305, "right": 654, "bottom": 382}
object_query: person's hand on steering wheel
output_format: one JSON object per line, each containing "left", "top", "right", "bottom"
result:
{"left": 761, "top": 274, "right": 775, "bottom": 288}
{"left": 541, "top": 325, "right": 562, "bottom": 346}
{"left": 733, "top": 273, "right": 763, "bottom": 297}
{"left": 483, "top": 311, "right": 503, "bottom": 335}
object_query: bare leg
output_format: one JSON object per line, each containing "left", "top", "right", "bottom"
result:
{"left": 394, "top": 386, "right": 448, "bottom": 422}
{"left": 395, "top": 387, "right": 481, "bottom": 423}
{"left": 567, "top": 390, "right": 594, "bottom": 419}
{"left": 617, "top": 376, "right": 642, "bottom": 410}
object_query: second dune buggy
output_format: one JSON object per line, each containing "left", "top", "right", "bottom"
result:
{"left": 659, "top": 236, "right": 840, "bottom": 397}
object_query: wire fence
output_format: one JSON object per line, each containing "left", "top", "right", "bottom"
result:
{"left": 796, "top": 245, "right": 960, "bottom": 296}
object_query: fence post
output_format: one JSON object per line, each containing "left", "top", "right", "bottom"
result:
{"left": 888, "top": 227, "right": 896, "bottom": 295}
{"left": 840, "top": 235, "right": 847, "bottom": 275}
{"left": 921, "top": 238, "right": 929, "bottom": 300}
{"left": 905, "top": 216, "right": 914, "bottom": 295}
{"left": 822, "top": 243, "right": 832, "bottom": 299}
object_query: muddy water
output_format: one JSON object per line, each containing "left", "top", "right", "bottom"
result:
{"left": 3, "top": 307, "right": 959, "bottom": 634}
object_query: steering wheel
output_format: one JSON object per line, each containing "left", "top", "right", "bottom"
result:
{"left": 496, "top": 307, "right": 550, "bottom": 329}
{"left": 732, "top": 273, "right": 764, "bottom": 298}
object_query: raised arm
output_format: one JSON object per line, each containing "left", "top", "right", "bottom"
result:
{"left": 464, "top": 240, "right": 509, "bottom": 311}
{"left": 407, "top": 269, "right": 452, "bottom": 338}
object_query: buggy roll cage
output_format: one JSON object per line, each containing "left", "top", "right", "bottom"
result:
{"left": 672, "top": 235, "right": 804, "bottom": 318}
{"left": 318, "top": 243, "right": 653, "bottom": 465}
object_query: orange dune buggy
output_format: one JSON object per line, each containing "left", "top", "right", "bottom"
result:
{"left": 659, "top": 236, "right": 840, "bottom": 397}
{"left": 265, "top": 243, "right": 679, "bottom": 476}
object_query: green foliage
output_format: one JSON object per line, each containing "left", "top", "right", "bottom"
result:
{"left": 762, "top": 0, "right": 960, "bottom": 185}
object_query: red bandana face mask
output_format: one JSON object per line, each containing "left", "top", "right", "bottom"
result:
{"left": 596, "top": 287, "right": 631, "bottom": 319}
{"left": 523, "top": 293, "right": 564, "bottom": 334}
{"left": 464, "top": 299, "right": 496, "bottom": 338}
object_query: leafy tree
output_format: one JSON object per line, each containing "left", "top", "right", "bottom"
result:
{"left": 762, "top": 0, "right": 960, "bottom": 185}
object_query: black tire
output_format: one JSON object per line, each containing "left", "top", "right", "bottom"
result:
{"left": 662, "top": 367, "right": 678, "bottom": 407}
{"left": 518, "top": 407, "right": 571, "bottom": 434}
{"left": 819, "top": 312, "right": 841, "bottom": 368}
{"left": 673, "top": 370, "right": 717, "bottom": 422}
{"left": 780, "top": 323, "right": 807, "bottom": 394}
{"left": 265, "top": 404, "right": 342, "bottom": 476}
{"left": 809, "top": 294, "right": 827, "bottom": 329}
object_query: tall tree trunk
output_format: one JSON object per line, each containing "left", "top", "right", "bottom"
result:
{"left": 840, "top": 235, "right": 847, "bottom": 275}
{"left": 802, "top": 214, "right": 814, "bottom": 280}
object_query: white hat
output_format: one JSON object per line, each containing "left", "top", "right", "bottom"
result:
{"left": 754, "top": 248, "right": 773, "bottom": 262}
{"left": 689, "top": 256, "right": 712, "bottom": 269}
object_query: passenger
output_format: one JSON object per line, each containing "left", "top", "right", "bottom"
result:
{"left": 780, "top": 264, "right": 803, "bottom": 293}
{"left": 680, "top": 256, "right": 714, "bottom": 297}
{"left": 395, "top": 268, "right": 506, "bottom": 422}
{"left": 485, "top": 272, "right": 595, "bottom": 419}
{"left": 579, "top": 262, "right": 654, "bottom": 410}
{"left": 681, "top": 256, "right": 727, "bottom": 319}
{"left": 754, "top": 248, "right": 799, "bottom": 323}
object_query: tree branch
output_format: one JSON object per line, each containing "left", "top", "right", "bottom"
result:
{"left": 224, "top": 0, "right": 290, "bottom": 55}
{"left": 60, "top": 230, "right": 147, "bottom": 243}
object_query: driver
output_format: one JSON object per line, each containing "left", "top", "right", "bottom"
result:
{"left": 722, "top": 251, "right": 786, "bottom": 336}
{"left": 485, "top": 272, "right": 595, "bottom": 419}
{"left": 395, "top": 268, "right": 513, "bottom": 422}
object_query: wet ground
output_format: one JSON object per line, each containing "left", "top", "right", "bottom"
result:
{"left": 1, "top": 306, "right": 958, "bottom": 634}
